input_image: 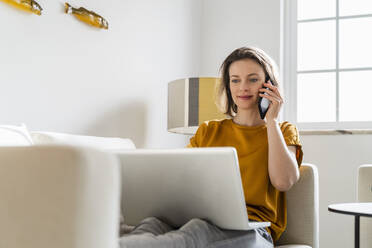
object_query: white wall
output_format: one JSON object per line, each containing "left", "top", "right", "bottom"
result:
{"left": 0, "top": 0, "right": 201, "bottom": 148}
{"left": 200, "top": 0, "right": 281, "bottom": 76}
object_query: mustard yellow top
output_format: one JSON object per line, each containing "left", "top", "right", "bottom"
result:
{"left": 187, "top": 119, "right": 303, "bottom": 242}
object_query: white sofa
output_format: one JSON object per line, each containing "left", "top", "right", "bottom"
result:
{"left": 276, "top": 163, "right": 319, "bottom": 248}
{"left": 0, "top": 126, "right": 134, "bottom": 248}
{"left": 31, "top": 131, "right": 136, "bottom": 151}
{"left": 0, "top": 145, "right": 121, "bottom": 248}
{"left": 0, "top": 124, "right": 135, "bottom": 151}
{"left": 0, "top": 126, "right": 318, "bottom": 248}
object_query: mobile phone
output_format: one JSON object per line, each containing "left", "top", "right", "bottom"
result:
{"left": 258, "top": 75, "right": 273, "bottom": 119}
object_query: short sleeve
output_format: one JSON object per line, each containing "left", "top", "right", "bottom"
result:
{"left": 280, "top": 122, "right": 303, "bottom": 167}
{"left": 186, "top": 122, "right": 208, "bottom": 148}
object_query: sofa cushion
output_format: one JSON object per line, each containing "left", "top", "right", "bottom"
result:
{"left": 0, "top": 124, "right": 33, "bottom": 146}
{"left": 31, "top": 131, "right": 136, "bottom": 150}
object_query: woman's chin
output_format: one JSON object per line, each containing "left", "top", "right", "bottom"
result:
{"left": 236, "top": 105, "right": 258, "bottom": 112}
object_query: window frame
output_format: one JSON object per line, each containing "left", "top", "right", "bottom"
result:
{"left": 282, "top": 0, "right": 372, "bottom": 130}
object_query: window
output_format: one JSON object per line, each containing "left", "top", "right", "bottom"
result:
{"left": 283, "top": 0, "right": 372, "bottom": 130}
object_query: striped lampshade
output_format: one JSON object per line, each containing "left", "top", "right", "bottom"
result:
{"left": 168, "top": 77, "right": 226, "bottom": 134}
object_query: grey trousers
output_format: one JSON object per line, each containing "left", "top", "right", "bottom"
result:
{"left": 119, "top": 217, "right": 274, "bottom": 248}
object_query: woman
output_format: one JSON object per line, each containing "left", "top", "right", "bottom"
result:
{"left": 120, "top": 47, "right": 303, "bottom": 248}
{"left": 188, "top": 46, "right": 303, "bottom": 244}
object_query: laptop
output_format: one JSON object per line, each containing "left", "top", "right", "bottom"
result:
{"left": 115, "top": 147, "right": 270, "bottom": 230}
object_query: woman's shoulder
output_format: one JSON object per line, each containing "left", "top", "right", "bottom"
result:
{"left": 194, "top": 118, "right": 230, "bottom": 136}
{"left": 189, "top": 119, "right": 230, "bottom": 147}
{"left": 199, "top": 118, "right": 231, "bottom": 130}
{"left": 279, "top": 121, "right": 298, "bottom": 128}
{"left": 279, "top": 121, "right": 300, "bottom": 136}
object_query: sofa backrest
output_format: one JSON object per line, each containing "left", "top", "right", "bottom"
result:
{"left": 31, "top": 131, "right": 136, "bottom": 151}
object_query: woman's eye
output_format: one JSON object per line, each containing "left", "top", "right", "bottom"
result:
{"left": 250, "top": 78, "right": 258, "bottom": 83}
{"left": 231, "top": 79, "right": 239, "bottom": 83}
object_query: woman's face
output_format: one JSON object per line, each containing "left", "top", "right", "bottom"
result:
{"left": 228, "top": 58, "right": 266, "bottom": 112}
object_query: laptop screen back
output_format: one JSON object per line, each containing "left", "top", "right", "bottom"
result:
{"left": 115, "top": 147, "right": 267, "bottom": 230}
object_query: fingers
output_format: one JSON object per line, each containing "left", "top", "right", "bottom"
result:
{"left": 259, "top": 92, "right": 281, "bottom": 104}
{"left": 259, "top": 83, "right": 283, "bottom": 103}
{"left": 263, "top": 83, "right": 281, "bottom": 96}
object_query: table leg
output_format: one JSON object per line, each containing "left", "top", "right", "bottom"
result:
{"left": 355, "top": 215, "right": 360, "bottom": 248}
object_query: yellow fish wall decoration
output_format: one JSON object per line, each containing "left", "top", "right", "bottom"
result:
{"left": 64, "top": 2, "right": 108, "bottom": 30}
{"left": 0, "top": 0, "right": 42, "bottom": 15}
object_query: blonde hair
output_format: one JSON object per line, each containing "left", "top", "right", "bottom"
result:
{"left": 216, "top": 47, "right": 281, "bottom": 117}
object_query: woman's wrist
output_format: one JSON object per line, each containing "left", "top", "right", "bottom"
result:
{"left": 266, "top": 119, "right": 279, "bottom": 128}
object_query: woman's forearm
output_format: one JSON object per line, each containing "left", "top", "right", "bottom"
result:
{"left": 266, "top": 120, "right": 299, "bottom": 191}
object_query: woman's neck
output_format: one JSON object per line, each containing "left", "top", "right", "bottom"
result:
{"left": 232, "top": 109, "right": 266, "bottom": 127}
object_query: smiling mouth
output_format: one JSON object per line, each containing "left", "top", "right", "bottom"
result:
{"left": 238, "top": 96, "right": 253, "bottom": 100}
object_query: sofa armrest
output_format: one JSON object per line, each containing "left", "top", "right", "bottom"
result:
{"left": 0, "top": 145, "right": 120, "bottom": 248}
{"left": 275, "top": 164, "right": 319, "bottom": 248}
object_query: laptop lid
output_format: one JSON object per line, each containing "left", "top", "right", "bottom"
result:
{"left": 115, "top": 147, "right": 270, "bottom": 230}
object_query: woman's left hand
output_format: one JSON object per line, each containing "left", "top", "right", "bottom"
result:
{"left": 259, "top": 82, "right": 284, "bottom": 122}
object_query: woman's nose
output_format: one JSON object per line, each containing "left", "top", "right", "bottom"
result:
{"left": 239, "top": 81, "right": 250, "bottom": 91}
